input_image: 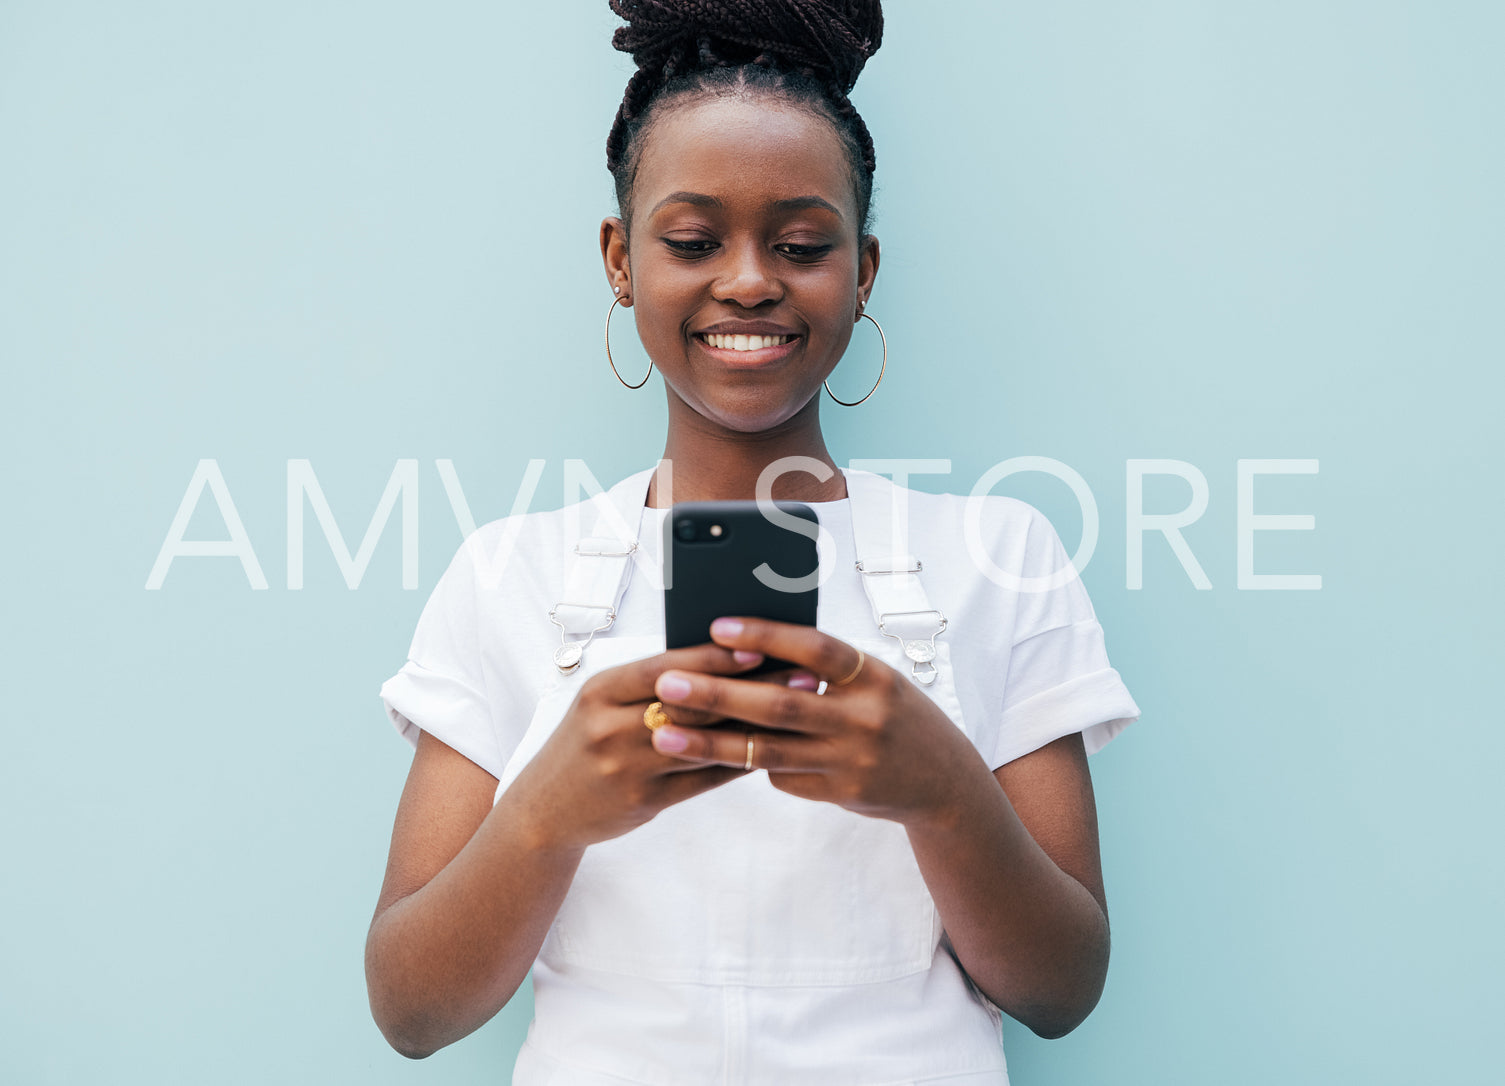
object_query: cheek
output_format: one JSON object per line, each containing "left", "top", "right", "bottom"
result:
{"left": 627, "top": 274, "right": 693, "bottom": 348}
{"left": 628, "top": 295, "right": 681, "bottom": 354}
{"left": 821, "top": 319, "right": 859, "bottom": 373}
{"left": 809, "top": 280, "right": 860, "bottom": 342}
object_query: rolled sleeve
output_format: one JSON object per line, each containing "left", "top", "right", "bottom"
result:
{"left": 379, "top": 660, "right": 503, "bottom": 778}
{"left": 994, "top": 662, "right": 1139, "bottom": 767}
{"left": 378, "top": 535, "right": 505, "bottom": 779}
{"left": 988, "top": 507, "right": 1141, "bottom": 766}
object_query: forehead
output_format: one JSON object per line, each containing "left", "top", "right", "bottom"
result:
{"left": 633, "top": 96, "right": 856, "bottom": 227}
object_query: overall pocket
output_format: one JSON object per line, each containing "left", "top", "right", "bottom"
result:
{"left": 541, "top": 634, "right": 970, "bottom": 986}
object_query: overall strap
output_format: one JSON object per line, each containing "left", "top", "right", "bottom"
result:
{"left": 843, "top": 469, "right": 948, "bottom": 685}
{"left": 548, "top": 467, "right": 655, "bottom": 674}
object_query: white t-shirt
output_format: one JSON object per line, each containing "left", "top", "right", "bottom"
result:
{"left": 379, "top": 468, "right": 1139, "bottom": 1085}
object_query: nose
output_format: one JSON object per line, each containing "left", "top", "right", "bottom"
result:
{"left": 711, "top": 241, "right": 783, "bottom": 308}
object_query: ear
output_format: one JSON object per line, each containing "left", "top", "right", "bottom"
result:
{"left": 856, "top": 234, "right": 880, "bottom": 318}
{"left": 601, "top": 217, "right": 632, "bottom": 303}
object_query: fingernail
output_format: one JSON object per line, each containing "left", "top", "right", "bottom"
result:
{"left": 787, "top": 672, "right": 819, "bottom": 691}
{"left": 657, "top": 673, "right": 692, "bottom": 700}
{"left": 653, "top": 728, "right": 689, "bottom": 753}
{"left": 711, "top": 618, "right": 744, "bottom": 638}
{"left": 733, "top": 650, "right": 763, "bottom": 666}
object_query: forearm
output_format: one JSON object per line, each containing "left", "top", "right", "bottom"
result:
{"left": 365, "top": 785, "right": 584, "bottom": 1059}
{"left": 904, "top": 756, "right": 1110, "bottom": 1038}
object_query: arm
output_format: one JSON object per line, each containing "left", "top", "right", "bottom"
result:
{"left": 903, "top": 732, "right": 1108, "bottom": 1038}
{"left": 365, "top": 646, "right": 757, "bottom": 1058}
{"left": 647, "top": 618, "right": 1111, "bottom": 1038}
{"left": 365, "top": 728, "right": 585, "bottom": 1058}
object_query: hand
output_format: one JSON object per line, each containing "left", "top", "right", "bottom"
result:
{"left": 506, "top": 644, "right": 767, "bottom": 851}
{"left": 647, "top": 618, "right": 983, "bottom": 827}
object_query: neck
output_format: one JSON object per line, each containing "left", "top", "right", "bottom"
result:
{"left": 647, "top": 396, "right": 847, "bottom": 507}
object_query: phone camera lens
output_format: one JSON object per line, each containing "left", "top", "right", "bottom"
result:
{"left": 674, "top": 519, "right": 697, "bottom": 542}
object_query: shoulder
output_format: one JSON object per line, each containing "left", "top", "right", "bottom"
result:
{"left": 854, "top": 472, "right": 1062, "bottom": 568}
{"left": 446, "top": 466, "right": 655, "bottom": 587}
{"left": 461, "top": 503, "right": 574, "bottom": 561}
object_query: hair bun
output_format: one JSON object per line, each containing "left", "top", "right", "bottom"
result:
{"left": 609, "top": 0, "right": 883, "bottom": 95}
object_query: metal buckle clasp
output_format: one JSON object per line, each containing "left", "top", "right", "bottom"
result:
{"left": 876, "top": 608, "right": 947, "bottom": 686}
{"left": 548, "top": 604, "right": 617, "bottom": 674}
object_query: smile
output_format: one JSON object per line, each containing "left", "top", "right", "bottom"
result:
{"left": 699, "top": 333, "right": 795, "bottom": 351}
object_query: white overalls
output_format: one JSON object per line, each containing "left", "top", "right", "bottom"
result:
{"left": 380, "top": 465, "right": 1139, "bottom": 1084}
{"left": 501, "top": 468, "right": 1011, "bottom": 1085}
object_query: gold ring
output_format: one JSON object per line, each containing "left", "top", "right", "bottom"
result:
{"left": 831, "top": 648, "right": 866, "bottom": 687}
{"left": 744, "top": 733, "right": 755, "bottom": 771}
{"left": 643, "top": 701, "right": 671, "bottom": 731}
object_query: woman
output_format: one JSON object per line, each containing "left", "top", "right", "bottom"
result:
{"left": 367, "top": 2, "right": 1139, "bottom": 1081}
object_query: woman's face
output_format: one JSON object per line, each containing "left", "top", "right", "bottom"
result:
{"left": 603, "top": 95, "right": 879, "bottom": 435}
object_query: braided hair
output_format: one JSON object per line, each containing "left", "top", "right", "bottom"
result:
{"left": 606, "top": 0, "right": 883, "bottom": 237}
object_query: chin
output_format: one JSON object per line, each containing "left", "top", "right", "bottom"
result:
{"left": 701, "top": 397, "right": 819, "bottom": 436}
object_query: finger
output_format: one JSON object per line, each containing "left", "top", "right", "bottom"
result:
{"left": 638, "top": 698, "right": 724, "bottom": 732}
{"left": 784, "top": 671, "right": 821, "bottom": 692}
{"left": 632, "top": 662, "right": 802, "bottom": 731}
{"left": 634, "top": 708, "right": 753, "bottom": 775}
{"left": 707, "top": 618, "right": 864, "bottom": 686}
{"left": 654, "top": 743, "right": 742, "bottom": 774}
{"left": 605, "top": 643, "right": 765, "bottom": 705}
{"left": 659, "top": 665, "right": 817, "bottom": 729}
{"left": 652, "top": 725, "right": 827, "bottom": 774}
{"left": 654, "top": 668, "right": 834, "bottom": 736}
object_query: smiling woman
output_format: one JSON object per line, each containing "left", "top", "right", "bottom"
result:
{"left": 365, "top": 2, "right": 1139, "bottom": 1083}
{"left": 603, "top": 97, "right": 878, "bottom": 442}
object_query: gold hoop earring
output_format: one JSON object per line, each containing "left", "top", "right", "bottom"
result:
{"left": 824, "top": 311, "right": 886, "bottom": 406}
{"left": 605, "top": 295, "right": 652, "bottom": 390}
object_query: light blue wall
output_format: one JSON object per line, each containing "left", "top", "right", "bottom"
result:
{"left": 3, "top": 2, "right": 1500, "bottom": 1082}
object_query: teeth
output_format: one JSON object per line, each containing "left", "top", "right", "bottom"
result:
{"left": 705, "top": 334, "right": 791, "bottom": 351}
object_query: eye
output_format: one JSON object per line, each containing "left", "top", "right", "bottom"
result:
{"left": 662, "top": 238, "right": 718, "bottom": 256}
{"left": 777, "top": 243, "right": 834, "bottom": 262}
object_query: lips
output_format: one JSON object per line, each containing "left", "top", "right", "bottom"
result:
{"left": 700, "top": 332, "right": 794, "bottom": 352}
{"left": 694, "top": 330, "right": 801, "bottom": 365}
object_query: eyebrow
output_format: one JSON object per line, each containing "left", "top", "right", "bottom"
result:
{"left": 647, "top": 191, "right": 845, "bottom": 220}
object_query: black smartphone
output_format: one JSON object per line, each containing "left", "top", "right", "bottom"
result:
{"left": 664, "top": 500, "right": 819, "bottom": 671}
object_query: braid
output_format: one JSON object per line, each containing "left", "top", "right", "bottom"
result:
{"left": 604, "top": 67, "right": 659, "bottom": 174}
{"left": 605, "top": 0, "right": 883, "bottom": 234}
{"left": 609, "top": 0, "right": 877, "bottom": 89}
{"left": 823, "top": 80, "right": 876, "bottom": 175}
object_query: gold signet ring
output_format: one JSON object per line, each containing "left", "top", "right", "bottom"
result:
{"left": 831, "top": 648, "right": 866, "bottom": 687}
{"left": 643, "top": 701, "right": 671, "bottom": 731}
